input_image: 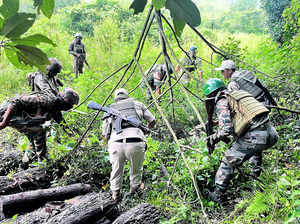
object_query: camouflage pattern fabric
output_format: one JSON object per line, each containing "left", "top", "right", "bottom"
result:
{"left": 69, "top": 40, "right": 86, "bottom": 75}
{"left": 27, "top": 72, "right": 60, "bottom": 96}
{"left": 214, "top": 97, "right": 278, "bottom": 190}
{"left": 180, "top": 55, "right": 201, "bottom": 83}
{"left": 2, "top": 92, "right": 63, "bottom": 159}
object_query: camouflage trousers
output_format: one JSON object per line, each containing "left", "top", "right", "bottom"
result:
{"left": 215, "top": 122, "right": 278, "bottom": 190}
{"left": 73, "top": 57, "right": 84, "bottom": 76}
{"left": 14, "top": 125, "right": 47, "bottom": 160}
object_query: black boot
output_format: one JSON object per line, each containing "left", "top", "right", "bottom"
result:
{"left": 209, "top": 187, "right": 225, "bottom": 203}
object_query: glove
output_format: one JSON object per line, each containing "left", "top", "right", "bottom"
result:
{"left": 206, "top": 133, "right": 219, "bottom": 154}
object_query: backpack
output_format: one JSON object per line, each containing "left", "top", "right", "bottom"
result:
{"left": 226, "top": 90, "right": 269, "bottom": 137}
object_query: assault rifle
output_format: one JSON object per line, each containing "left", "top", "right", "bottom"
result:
{"left": 78, "top": 54, "right": 90, "bottom": 69}
{"left": 87, "top": 101, "right": 156, "bottom": 135}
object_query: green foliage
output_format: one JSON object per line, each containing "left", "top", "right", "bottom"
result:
{"left": 129, "top": 0, "right": 201, "bottom": 37}
{"left": 0, "top": 0, "right": 55, "bottom": 70}
{"left": 260, "top": 0, "right": 291, "bottom": 44}
{"left": 217, "top": 36, "right": 248, "bottom": 68}
{"left": 282, "top": 0, "right": 300, "bottom": 42}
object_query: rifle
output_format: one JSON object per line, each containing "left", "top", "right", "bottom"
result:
{"left": 87, "top": 101, "right": 156, "bottom": 135}
{"left": 78, "top": 54, "right": 90, "bottom": 69}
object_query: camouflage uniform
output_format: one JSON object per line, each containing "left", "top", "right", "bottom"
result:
{"left": 68, "top": 40, "right": 86, "bottom": 76}
{"left": 228, "top": 70, "right": 267, "bottom": 104}
{"left": 143, "top": 64, "right": 167, "bottom": 102}
{"left": 0, "top": 92, "right": 63, "bottom": 159}
{"left": 179, "top": 55, "right": 202, "bottom": 84}
{"left": 27, "top": 72, "right": 61, "bottom": 96}
{"left": 214, "top": 96, "right": 278, "bottom": 190}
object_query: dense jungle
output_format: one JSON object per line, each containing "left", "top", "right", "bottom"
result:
{"left": 0, "top": 0, "right": 299, "bottom": 223}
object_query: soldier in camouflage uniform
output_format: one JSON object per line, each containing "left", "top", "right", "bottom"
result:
{"left": 203, "top": 79, "right": 278, "bottom": 203}
{"left": 142, "top": 64, "right": 168, "bottom": 102}
{"left": 69, "top": 33, "right": 86, "bottom": 78}
{"left": 27, "top": 58, "right": 64, "bottom": 97}
{"left": 216, "top": 60, "right": 276, "bottom": 106}
{"left": 176, "top": 46, "right": 202, "bottom": 84}
{"left": 0, "top": 88, "right": 79, "bottom": 161}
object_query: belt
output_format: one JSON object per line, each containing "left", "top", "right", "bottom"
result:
{"left": 114, "top": 138, "right": 143, "bottom": 143}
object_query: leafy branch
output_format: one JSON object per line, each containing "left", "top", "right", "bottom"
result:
{"left": 0, "top": 0, "right": 55, "bottom": 71}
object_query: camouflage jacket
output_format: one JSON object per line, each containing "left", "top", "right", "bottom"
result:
{"left": 6, "top": 92, "right": 63, "bottom": 123}
{"left": 215, "top": 97, "right": 234, "bottom": 139}
{"left": 68, "top": 40, "right": 86, "bottom": 58}
{"left": 27, "top": 72, "right": 60, "bottom": 96}
{"left": 180, "top": 55, "right": 202, "bottom": 72}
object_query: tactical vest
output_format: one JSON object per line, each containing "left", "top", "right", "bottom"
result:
{"left": 74, "top": 43, "right": 84, "bottom": 54}
{"left": 231, "top": 70, "right": 264, "bottom": 99}
{"left": 109, "top": 98, "right": 141, "bottom": 131}
{"left": 226, "top": 90, "right": 269, "bottom": 137}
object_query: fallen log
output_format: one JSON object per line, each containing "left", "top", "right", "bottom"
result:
{"left": 0, "top": 167, "right": 50, "bottom": 195}
{"left": 0, "top": 183, "right": 92, "bottom": 219}
{"left": 45, "top": 192, "right": 119, "bottom": 224}
{"left": 0, "top": 192, "right": 117, "bottom": 224}
{"left": 112, "top": 203, "right": 160, "bottom": 224}
{"left": 0, "top": 148, "right": 22, "bottom": 176}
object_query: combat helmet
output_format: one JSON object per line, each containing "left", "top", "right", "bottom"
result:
{"left": 61, "top": 88, "right": 79, "bottom": 105}
{"left": 189, "top": 46, "right": 197, "bottom": 52}
{"left": 74, "top": 33, "right": 83, "bottom": 39}
{"left": 203, "top": 78, "right": 226, "bottom": 96}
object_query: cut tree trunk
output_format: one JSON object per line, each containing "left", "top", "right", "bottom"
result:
{"left": 0, "top": 167, "right": 50, "bottom": 195}
{"left": 0, "top": 148, "right": 22, "bottom": 176}
{"left": 112, "top": 203, "right": 160, "bottom": 224}
{"left": 1, "top": 192, "right": 119, "bottom": 224}
{"left": 45, "top": 192, "right": 119, "bottom": 224}
{"left": 0, "top": 183, "right": 92, "bottom": 219}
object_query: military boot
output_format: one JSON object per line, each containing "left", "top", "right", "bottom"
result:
{"left": 209, "top": 187, "right": 225, "bottom": 203}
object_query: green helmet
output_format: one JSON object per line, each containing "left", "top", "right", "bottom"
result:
{"left": 203, "top": 78, "right": 226, "bottom": 96}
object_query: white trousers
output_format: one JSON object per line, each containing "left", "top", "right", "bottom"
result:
{"left": 108, "top": 141, "right": 146, "bottom": 191}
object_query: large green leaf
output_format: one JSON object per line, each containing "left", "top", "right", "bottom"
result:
{"left": 0, "top": 13, "right": 36, "bottom": 38}
{"left": 129, "top": 0, "right": 147, "bottom": 15}
{"left": 11, "top": 34, "right": 56, "bottom": 47}
{"left": 4, "top": 47, "right": 24, "bottom": 68}
{"left": 40, "top": 0, "right": 55, "bottom": 18}
{"left": 0, "top": 0, "right": 19, "bottom": 19}
{"left": 15, "top": 45, "right": 49, "bottom": 71}
{"left": 165, "top": 0, "right": 201, "bottom": 27}
{"left": 153, "top": 0, "right": 166, "bottom": 10}
{"left": 172, "top": 15, "right": 186, "bottom": 37}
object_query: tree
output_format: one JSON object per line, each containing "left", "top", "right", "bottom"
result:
{"left": 0, "top": 0, "right": 56, "bottom": 71}
{"left": 282, "top": 0, "right": 300, "bottom": 42}
{"left": 260, "top": 0, "right": 291, "bottom": 44}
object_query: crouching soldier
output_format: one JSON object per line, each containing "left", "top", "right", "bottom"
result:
{"left": 203, "top": 79, "right": 278, "bottom": 203}
{"left": 142, "top": 64, "right": 168, "bottom": 103}
{"left": 27, "top": 58, "right": 64, "bottom": 97}
{"left": 102, "top": 88, "right": 156, "bottom": 202}
{"left": 0, "top": 88, "right": 79, "bottom": 162}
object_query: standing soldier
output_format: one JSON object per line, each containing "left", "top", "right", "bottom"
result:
{"left": 176, "top": 46, "right": 202, "bottom": 84}
{"left": 143, "top": 64, "right": 168, "bottom": 103}
{"left": 215, "top": 60, "right": 277, "bottom": 106}
{"left": 27, "top": 58, "right": 64, "bottom": 97}
{"left": 0, "top": 88, "right": 79, "bottom": 162}
{"left": 69, "top": 33, "right": 86, "bottom": 78}
{"left": 102, "top": 88, "right": 156, "bottom": 202}
{"left": 203, "top": 79, "right": 278, "bottom": 203}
